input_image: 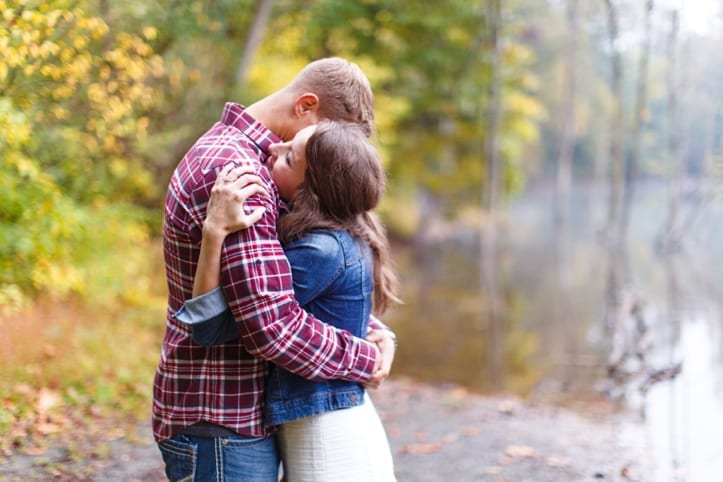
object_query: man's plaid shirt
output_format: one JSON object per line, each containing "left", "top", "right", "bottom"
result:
{"left": 152, "top": 103, "right": 379, "bottom": 442}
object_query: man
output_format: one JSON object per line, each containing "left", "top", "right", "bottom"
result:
{"left": 153, "top": 57, "right": 397, "bottom": 481}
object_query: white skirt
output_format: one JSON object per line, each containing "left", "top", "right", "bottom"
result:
{"left": 278, "top": 394, "right": 396, "bottom": 482}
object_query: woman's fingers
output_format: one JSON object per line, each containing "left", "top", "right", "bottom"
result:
{"left": 231, "top": 170, "right": 265, "bottom": 187}
{"left": 212, "top": 168, "right": 267, "bottom": 199}
{"left": 234, "top": 182, "right": 268, "bottom": 202}
{"left": 223, "top": 165, "right": 256, "bottom": 183}
{"left": 244, "top": 206, "right": 266, "bottom": 226}
{"left": 206, "top": 165, "right": 269, "bottom": 235}
{"left": 214, "top": 164, "right": 235, "bottom": 187}
{"left": 214, "top": 164, "right": 258, "bottom": 188}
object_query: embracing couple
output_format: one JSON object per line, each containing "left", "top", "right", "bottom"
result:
{"left": 152, "top": 57, "right": 400, "bottom": 481}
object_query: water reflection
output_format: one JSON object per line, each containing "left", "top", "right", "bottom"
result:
{"left": 387, "top": 183, "right": 723, "bottom": 481}
{"left": 645, "top": 318, "right": 723, "bottom": 482}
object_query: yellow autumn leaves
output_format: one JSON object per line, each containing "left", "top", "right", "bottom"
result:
{"left": 1, "top": 2, "right": 162, "bottom": 151}
{"left": 1, "top": 1, "right": 167, "bottom": 307}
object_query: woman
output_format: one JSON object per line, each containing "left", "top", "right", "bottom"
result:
{"left": 177, "top": 120, "right": 400, "bottom": 481}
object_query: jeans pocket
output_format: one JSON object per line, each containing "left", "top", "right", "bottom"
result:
{"left": 158, "top": 436, "right": 197, "bottom": 482}
{"left": 221, "top": 436, "right": 280, "bottom": 482}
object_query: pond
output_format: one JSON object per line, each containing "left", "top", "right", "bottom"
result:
{"left": 388, "top": 182, "right": 723, "bottom": 482}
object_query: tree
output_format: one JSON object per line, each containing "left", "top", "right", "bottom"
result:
{"left": 480, "top": 0, "right": 504, "bottom": 388}
{"left": 553, "top": 0, "right": 580, "bottom": 387}
{"left": 236, "top": 0, "right": 275, "bottom": 85}
{"left": 658, "top": 10, "right": 682, "bottom": 251}
{"left": 620, "top": 0, "right": 654, "bottom": 242}
{"left": 602, "top": 0, "right": 626, "bottom": 245}
{"left": 268, "top": 0, "right": 543, "bottom": 220}
{"left": 0, "top": 0, "right": 165, "bottom": 304}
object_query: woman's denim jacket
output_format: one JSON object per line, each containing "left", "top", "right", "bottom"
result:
{"left": 174, "top": 229, "right": 371, "bottom": 426}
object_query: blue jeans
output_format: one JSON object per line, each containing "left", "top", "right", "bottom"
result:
{"left": 158, "top": 433, "right": 280, "bottom": 482}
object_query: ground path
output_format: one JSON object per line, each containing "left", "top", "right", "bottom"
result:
{"left": 0, "top": 377, "right": 651, "bottom": 481}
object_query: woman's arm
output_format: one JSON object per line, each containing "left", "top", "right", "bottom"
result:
{"left": 193, "top": 164, "right": 267, "bottom": 297}
{"left": 172, "top": 164, "right": 267, "bottom": 346}
{"left": 193, "top": 227, "right": 228, "bottom": 297}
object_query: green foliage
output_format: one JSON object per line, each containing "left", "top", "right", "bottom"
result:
{"left": 2, "top": 1, "right": 166, "bottom": 202}
{"left": 1, "top": 0, "right": 550, "bottom": 300}
{"left": 267, "top": 0, "right": 544, "bottom": 213}
{"left": 0, "top": 148, "right": 154, "bottom": 307}
{"left": 0, "top": 0, "right": 165, "bottom": 305}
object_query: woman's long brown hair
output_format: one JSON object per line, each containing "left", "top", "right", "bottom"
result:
{"left": 277, "top": 121, "right": 401, "bottom": 315}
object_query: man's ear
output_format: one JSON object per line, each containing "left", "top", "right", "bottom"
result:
{"left": 294, "top": 93, "right": 319, "bottom": 117}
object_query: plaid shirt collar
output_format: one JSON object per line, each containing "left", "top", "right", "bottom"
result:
{"left": 219, "top": 102, "right": 289, "bottom": 212}
{"left": 220, "top": 102, "right": 281, "bottom": 156}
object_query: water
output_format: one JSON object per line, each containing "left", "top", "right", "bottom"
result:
{"left": 388, "top": 181, "right": 723, "bottom": 482}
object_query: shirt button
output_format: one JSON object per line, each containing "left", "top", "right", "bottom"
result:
{"left": 350, "top": 394, "right": 358, "bottom": 403}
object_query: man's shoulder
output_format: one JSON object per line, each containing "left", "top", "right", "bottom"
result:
{"left": 194, "top": 124, "right": 262, "bottom": 162}
{"left": 176, "top": 125, "right": 265, "bottom": 185}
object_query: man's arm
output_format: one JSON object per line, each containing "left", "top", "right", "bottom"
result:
{"left": 282, "top": 232, "right": 397, "bottom": 388}
{"left": 364, "top": 328, "right": 395, "bottom": 389}
{"left": 365, "top": 315, "right": 396, "bottom": 388}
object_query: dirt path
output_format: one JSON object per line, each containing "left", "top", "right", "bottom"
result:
{"left": 0, "top": 377, "right": 651, "bottom": 481}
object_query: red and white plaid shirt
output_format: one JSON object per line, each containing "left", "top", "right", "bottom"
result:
{"left": 152, "top": 103, "right": 380, "bottom": 442}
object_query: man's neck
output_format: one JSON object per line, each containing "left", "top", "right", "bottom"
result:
{"left": 246, "top": 93, "right": 292, "bottom": 141}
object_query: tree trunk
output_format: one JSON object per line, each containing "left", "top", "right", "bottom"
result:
{"left": 659, "top": 10, "right": 681, "bottom": 251}
{"left": 480, "top": 0, "right": 504, "bottom": 389}
{"left": 620, "top": 0, "right": 654, "bottom": 243}
{"left": 554, "top": 0, "right": 579, "bottom": 388}
{"left": 602, "top": 0, "right": 625, "bottom": 246}
{"left": 236, "top": 0, "right": 274, "bottom": 86}
{"left": 554, "top": 0, "right": 578, "bottom": 236}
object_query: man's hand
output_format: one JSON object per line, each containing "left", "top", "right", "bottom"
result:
{"left": 363, "top": 329, "right": 396, "bottom": 390}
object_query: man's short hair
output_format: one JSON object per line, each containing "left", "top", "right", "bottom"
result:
{"left": 291, "top": 57, "right": 375, "bottom": 137}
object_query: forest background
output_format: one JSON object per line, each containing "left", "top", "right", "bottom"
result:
{"left": 2, "top": 0, "right": 723, "bottom": 472}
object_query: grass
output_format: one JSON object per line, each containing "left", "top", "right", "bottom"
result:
{"left": 0, "top": 243, "right": 167, "bottom": 457}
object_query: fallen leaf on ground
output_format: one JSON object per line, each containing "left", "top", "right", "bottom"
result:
{"left": 13, "top": 384, "right": 32, "bottom": 395}
{"left": 504, "top": 445, "right": 538, "bottom": 458}
{"left": 43, "top": 344, "right": 57, "bottom": 359}
{"left": 546, "top": 455, "right": 570, "bottom": 467}
{"left": 36, "top": 389, "right": 61, "bottom": 413}
{"left": 448, "top": 387, "right": 469, "bottom": 401}
{"left": 413, "top": 431, "right": 429, "bottom": 442}
{"left": 36, "top": 422, "right": 62, "bottom": 435}
{"left": 400, "top": 443, "right": 443, "bottom": 454}
{"left": 498, "top": 399, "right": 521, "bottom": 415}
{"left": 21, "top": 446, "right": 47, "bottom": 456}
{"left": 621, "top": 464, "right": 644, "bottom": 480}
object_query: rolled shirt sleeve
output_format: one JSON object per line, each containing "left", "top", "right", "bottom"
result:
{"left": 173, "top": 287, "right": 239, "bottom": 346}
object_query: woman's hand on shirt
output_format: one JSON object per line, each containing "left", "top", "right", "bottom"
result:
{"left": 205, "top": 164, "right": 268, "bottom": 237}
